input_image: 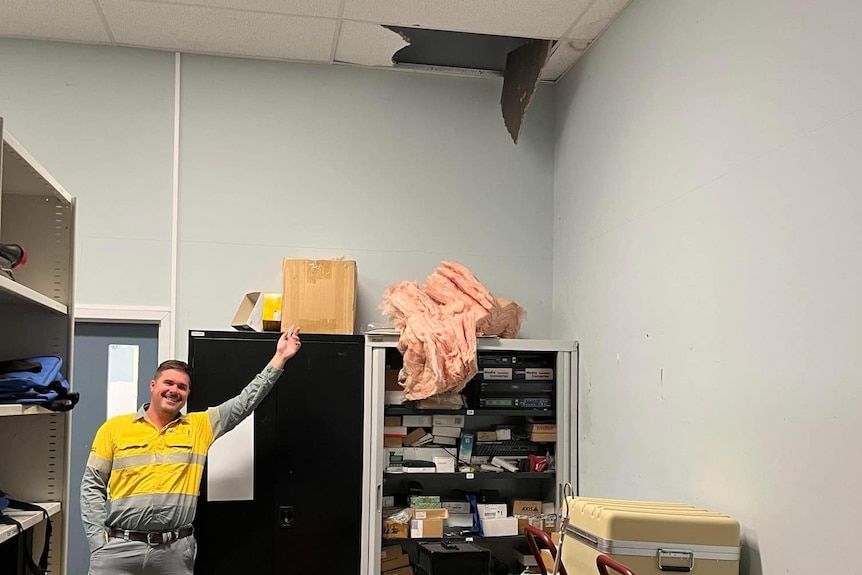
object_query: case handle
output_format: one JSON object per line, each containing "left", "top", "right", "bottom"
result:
{"left": 657, "top": 549, "right": 694, "bottom": 572}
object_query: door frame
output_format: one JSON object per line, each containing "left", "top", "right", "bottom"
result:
{"left": 74, "top": 304, "right": 172, "bottom": 362}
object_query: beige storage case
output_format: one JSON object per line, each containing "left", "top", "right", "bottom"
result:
{"left": 562, "top": 497, "right": 740, "bottom": 575}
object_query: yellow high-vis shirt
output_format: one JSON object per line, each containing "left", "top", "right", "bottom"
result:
{"left": 80, "top": 365, "right": 283, "bottom": 552}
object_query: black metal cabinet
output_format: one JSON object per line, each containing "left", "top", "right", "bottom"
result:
{"left": 187, "top": 331, "right": 364, "bottom": 574}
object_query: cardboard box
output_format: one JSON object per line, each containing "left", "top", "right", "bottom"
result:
{"left": 432, "top": 426, "right": 462, "bottom": 438}
{"left": 402, "top": 415, "right": 433, "bottom": 427}
{"left": 480, "top": 516, "right": 518, "bottom": 537}
{"left": 517, "top": 516, "right": 545, "bottom": 535}
{"left": 384, "top": 416, "right": 403, "bottom": 427}
{"left": 432, "top": 414, "right": 465, "bottom": 427}
{"left": 280, "top": 258, "right": 356, "bottom": 334}
{"left": 444, "top": 513, "right": 474, "bottom": 528}
{"left": 411, "top": 508, "right": 449, "bottom": 520}
{"left": 433, "top": 456, "right": 455, "bottom": 473}
{"left": 476, "top": 431, "right": 497, "bottom": 442}
{"left": 403, "top": 428, "right": 428, "bottom": 446}
{"left": 384, "top": 426, "right": 408, "bottom": 437}
{"left": 526, "top": 423, "right": 556, "bottom": 434}
{"left": 385, "top": 369, "right": 401, "bottom": 391}
{"left": 511, "top": 500, "right": 543, "bottom": 516}
{"left": 384, "top": 437, "right": 403, "bottom": 448}
{"left": 529, "top": 432, "right": 557, "bottom": 442}
{"left": 441, "top": 501, "right": 471, "bottom": 514}
{"left": 409, "top": 496, "right": 441, "bottom": 509}
{"left": 514, "top": 549, "right": 538, "bottom": 567}
{"left": 381, "top": 544, "right": 403, "bottom": 562}
{"left": 383, "top": 519, "right": 409, "bottom": 539}
{"left": 231, "top": 292, "right": 283, "bottom": 332}
{"left": 410, "top": 518, "right": 444, "bottom": 539}
{"left": 381, "top": 553, "right": 410, "bottom": 572}
{"left": 477, "top": 503, "right": 507, "bottom": 518}
{"left": 384, "top": 566, "right": 413, "bottom": 575}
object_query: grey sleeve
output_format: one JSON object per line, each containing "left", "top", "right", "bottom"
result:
{"left": 208, "top": 364, "right": 283, "bottom": 440}
{"left": 80, "top": 462, "right": 111, "bottom": 552}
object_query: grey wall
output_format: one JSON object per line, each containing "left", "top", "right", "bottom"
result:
{"left": 0, "top": 39, "right": 556, "bottom": 361}
{"left": 176, "top": 54, "right": 555, "bottom": 357}
{"left": 0, "top": 39, "right": 175, "bottom": 307}
{"left": 553, "top": 1, "right": 862, "bottom": 573}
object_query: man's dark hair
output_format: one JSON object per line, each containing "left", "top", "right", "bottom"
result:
{"left": 153, "top": 360, "right": 191, "bottom": 382}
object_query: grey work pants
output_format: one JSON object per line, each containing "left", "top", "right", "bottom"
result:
{"left": 88, "top": 535, "right": 197, "bottom": 575}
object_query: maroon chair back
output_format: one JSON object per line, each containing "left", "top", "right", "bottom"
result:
{"left": 596, "top": 553, "right": 637, "bottom": 575}
{"left": 524, "top": 524, "right": 567, "bottom": 575}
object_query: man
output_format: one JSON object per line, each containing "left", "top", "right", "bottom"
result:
{"left": 81, "top": 327, "right": 302, "bottom": 574}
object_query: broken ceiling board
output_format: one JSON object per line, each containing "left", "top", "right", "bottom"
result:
{"left": 540, "top": 40, "right": 587, "bottom": 81}
{"left": 501, "top": 39, "right": 552, "bottom": 144}
{"left": 335, "top": 22, "right": 410, "bottom": 67}
{"left": 143, "top": 0, "right": 342, "bottom": 19}
{"left": 388, "top": 27, "right": 529, "bottom": 73}
{"left": 0, "top": 0, "right": 111, "bottom": 43}
{"left": 100, "top": 0, "right": 337, "bottom": 61}
{"left": 343, "top": 0, "right": 593, "bottom": 40}
{"left": 566, "top": 0, "right": 631, "bottom": 40}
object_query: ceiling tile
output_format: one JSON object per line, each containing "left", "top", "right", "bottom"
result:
{"left": 566, "top": 0, "right": 630, "bottom": 40}
{"left": 137, "top": 0, "right": 342, "bottom": 19}
{"left": 0, "top": 0, "right": 110, "bottom": 43}
{"left": 541, "top": 40, "right": 585, "bottom": 81}
{"left": 100, "top": 0, "right": 336, "bottom": 61}
{"left": 343, "top": 0, "right": 593, "bottom": 40}
{"left": 335, "top": 22, "right": 409, "bottom": 67}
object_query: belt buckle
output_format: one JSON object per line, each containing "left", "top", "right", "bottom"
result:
{"left": 146, "top": 532, "right": 162, "bottom": 547}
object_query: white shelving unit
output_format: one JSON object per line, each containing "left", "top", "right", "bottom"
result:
{"left": 0, "top": 117, "right": 76, "bottom": 575}
{"left": 0, "top": 502, "right": 62, "bottom": 546}
{"left": 361, "top": 334, "right": 578, "bottom": 575}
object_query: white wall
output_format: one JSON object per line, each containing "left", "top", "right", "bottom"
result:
{"left": 0, "top": 39, "right": 175, "bottom": 307}
{"left": 176, "top": 54, "right": 555, "bottom": 357}
{"left": 554, "top": 1, "right": 862, "bottom": 573}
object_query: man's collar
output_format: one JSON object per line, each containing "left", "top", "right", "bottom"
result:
{"left": 134, "top": 404, "right": 150, "bottom": 421}
{"left": 134, "top": 403, "right": 186, "bottom": 423}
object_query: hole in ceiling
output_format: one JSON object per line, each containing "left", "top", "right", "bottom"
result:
{"left": 385, "top": 26, "right": 542, "bottom": 73}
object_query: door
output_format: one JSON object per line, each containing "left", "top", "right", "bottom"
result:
{"left": 187, "top": 331, "right": 365, "bottom": 574}
{"left": 272, "top": 334, "right": 364, "bottom": 573}
{"left": 68, "top": 322, "right": 159, "bottom": 575}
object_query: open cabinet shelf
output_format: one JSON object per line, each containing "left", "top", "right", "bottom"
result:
{"left": 364, "top": 336, "right": 577, "bottom": 575}
{"left": 0, "top": 502, "right": 61, "bottom": 546}
{"left": 0, "top": 275, "right": 67, "bottom": 314}
{"left": 0, "top": 404, "right": 56, "bottom": 417}
{"left": 0, "top": 117, "right": 75, "bottom": 575}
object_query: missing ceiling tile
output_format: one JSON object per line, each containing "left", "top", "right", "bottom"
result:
{"left": 386, "top": 26, "right": 531, "bottom": 73}
{"left": 374, "top": 26, "right": 552, "bottom": 144}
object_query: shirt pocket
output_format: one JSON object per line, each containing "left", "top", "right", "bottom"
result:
{"left": 164, "top": 432, "right": 194, "bottom": 451}
{"left": 114, "top": 438, "right": 149, "bottom": 455}
{"left": 112, "top": 439, "right": 151, "bottom": 481}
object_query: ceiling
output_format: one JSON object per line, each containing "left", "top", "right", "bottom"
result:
{"left": 0, "top": 0, "right": 630, "bottom": 82}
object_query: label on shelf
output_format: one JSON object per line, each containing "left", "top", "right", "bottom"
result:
{"left": 466, "top": 473, "right": 474, "bottom": 480}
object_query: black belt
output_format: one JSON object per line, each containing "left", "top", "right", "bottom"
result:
{"left": 108, "top": 525, "right": 194, "bottom": 546}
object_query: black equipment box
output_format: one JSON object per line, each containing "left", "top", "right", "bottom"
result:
{"left": 417, "top": 541, "right": 490, "bottom": 575}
